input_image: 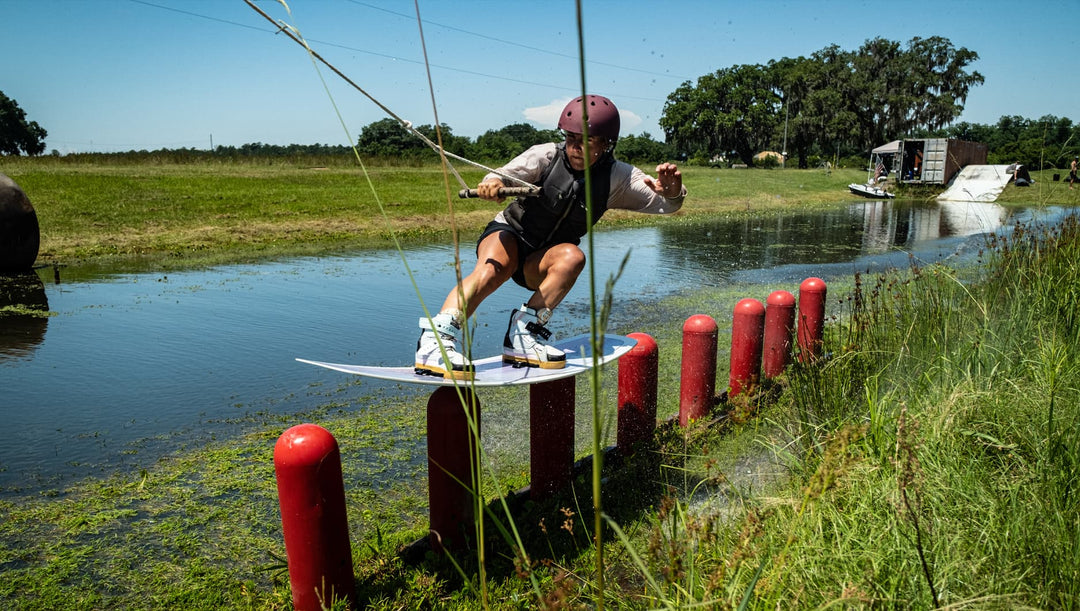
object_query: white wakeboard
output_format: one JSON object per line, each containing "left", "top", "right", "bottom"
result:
{"left": 297, "top": 333, "right": 636, "bottom": 387}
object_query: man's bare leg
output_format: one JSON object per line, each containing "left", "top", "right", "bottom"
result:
{"left": 503, "top": 243, "right": 586, "bottom": 368}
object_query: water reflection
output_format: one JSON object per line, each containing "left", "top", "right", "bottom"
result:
{"left": 0, "top": 272, "right": 50, "bottom": 361}
{"left": 655, "top": 200, "right": 1016, "bottom": 288}
{"left": 0, "top": 200, "right": 1058, "bottom": 493}
{"left": 860, "top": 199, "right": 1009, "bottom": 253}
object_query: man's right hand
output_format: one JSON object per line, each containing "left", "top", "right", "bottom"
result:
{"left": 476, "top": 178, "right": 506, "bottom": 203}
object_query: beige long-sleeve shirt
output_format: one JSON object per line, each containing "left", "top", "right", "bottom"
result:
{"left": 485, "top": 142, "right": 685, "bottom": 224}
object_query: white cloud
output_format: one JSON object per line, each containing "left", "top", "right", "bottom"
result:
{"left": 619, "top": 109, "right": 643, "bottom": 132}
{"left": 523, "top": 98, "right": 571, "bottom": 128}
{"left": 522, "top": 97, "right": 643, "bottom": 136}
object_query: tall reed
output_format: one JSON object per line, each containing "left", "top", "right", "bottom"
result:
{"left": 616, "top": 213, "right": 1080, "bottom": 609}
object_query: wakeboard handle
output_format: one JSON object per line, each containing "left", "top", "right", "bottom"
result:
{"left": 458, "top": 186, "right": 540, "bottom": 199}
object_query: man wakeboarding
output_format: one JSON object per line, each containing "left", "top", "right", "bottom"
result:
{"left": 415, "top": 95, "right": 686, "bottom": 380}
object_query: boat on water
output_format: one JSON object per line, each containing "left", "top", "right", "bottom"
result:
{"left": 848, "top": 182, "right": 895, "bottom": 199}
{"left": 848, "top": 144, "right": 896, "bottom": 199}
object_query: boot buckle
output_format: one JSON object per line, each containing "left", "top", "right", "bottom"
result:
{"left": 525, "top": 320, "right": 552, "bottom": 340}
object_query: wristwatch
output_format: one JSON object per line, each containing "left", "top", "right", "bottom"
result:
{"left": 536, "top": 307, "right": 553, "bottom": 325}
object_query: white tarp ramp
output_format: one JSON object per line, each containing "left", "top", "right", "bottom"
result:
{"left": 937, "top": 164, "right": 1013, "bottom": 202}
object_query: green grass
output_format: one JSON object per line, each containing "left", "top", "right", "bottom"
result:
{"left": 996, "top": 168, "right": 1080, "bottom": 206}
{"left": 1, "top": 157, "right": 880, "bottom": 268}
{"left": 3, "top": 161, "right": 492, "bottom": 261}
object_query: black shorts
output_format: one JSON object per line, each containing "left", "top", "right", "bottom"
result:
{"left": 477, "top": 221, "right": 536, "bottom": 289}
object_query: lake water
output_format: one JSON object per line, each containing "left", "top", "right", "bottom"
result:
{"left": 0, "top": 199, "right": 1064, "bottom": 493}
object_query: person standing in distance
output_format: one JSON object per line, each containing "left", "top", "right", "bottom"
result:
{"left": 415, "top": 95, "right": 686, "bottom": 379}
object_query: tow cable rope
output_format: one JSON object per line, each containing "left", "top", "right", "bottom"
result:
{"left": 244, "top": 0, "right": 538, "bottom": 194}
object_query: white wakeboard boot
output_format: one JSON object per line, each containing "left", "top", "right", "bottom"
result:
{"left": 502, "top": 304, "right": 566, "bottom": 369}
{"left": 415, "top": 312, "right": 474, "bottom": 380}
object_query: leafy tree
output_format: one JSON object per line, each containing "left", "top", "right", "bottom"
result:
{"left": 0, "top": 91, "right": 47, "bottom": 156}
{"left": 775, "top": 46, "right": 861, "bottom": 167}
{"left": 905, "top": 36, "right": 984, "bottom": 131}
{"left": 616, "top": 132, "right": 675, "bottom": 164}
{"left": 768, "top": 55, "right": 837, "bottom": 168}
{"left": 472, "top": 123, "right": 558, "bottom": 161}
{"left": 933, "top": 115, "right": 1080, "bottom": 169}
{"left": 933, "top": 121, "right": 994, "bottom": 146}
{"left": 659, "top": 80, "right": 713, "bottom": 161}
{"left": 356, "top": 118, "right": 429, "bottom": 158}
{"left": 848, "top": 36, "right": 983, "bottom": 149}
{"left": 661, "top": 64, "right": 781, "bottom": 166}
{"left": 847, "top": 38, "right": 906, "bottom": 150}
{"left": 415, "top": 123, "right": 471, "bottom": 158}
{"left": 661, "top": 37, "right": 983, "bottom": 164}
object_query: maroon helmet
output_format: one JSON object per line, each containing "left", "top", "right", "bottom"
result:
{"left": 558, "top": 95, "right": 620, "bottom": 141}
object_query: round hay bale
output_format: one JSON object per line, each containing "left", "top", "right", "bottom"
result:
{"left": 753, "top": 151, "right": 784, "bottom": 163}
{"left": 0, "top": 173, "right": 40, "bottom": 272}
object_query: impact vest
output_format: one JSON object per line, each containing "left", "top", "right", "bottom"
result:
{"left": 502, "top": 143, "right": 615, "bottom": 249}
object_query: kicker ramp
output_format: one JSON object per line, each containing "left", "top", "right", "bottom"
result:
{"left": 937, "top": 164, "right": 1013, "bottom": 203}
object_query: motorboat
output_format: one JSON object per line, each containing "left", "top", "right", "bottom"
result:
{"left": 848, "top": 146, "right": 896, "bottom": 199}
{"left": 849, "top": 182, "right": 895, "bottom": 199}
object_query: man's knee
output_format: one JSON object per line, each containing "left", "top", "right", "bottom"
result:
{"left": 553, "top": 243, "right": 586, "bottom": 263}
{"left": 548, "top": 243, "right": 586, "bottom": 275}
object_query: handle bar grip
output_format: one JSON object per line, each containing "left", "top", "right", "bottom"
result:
{"left": 458, "top": 187, "right": 539, "bottom": 199}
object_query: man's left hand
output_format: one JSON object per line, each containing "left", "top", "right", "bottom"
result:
{"left": 645, "top": 163, "right": 683, "bottom": 198}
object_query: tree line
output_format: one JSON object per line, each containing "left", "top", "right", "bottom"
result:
{"left": 348, "top": 118, "right": 676, "bottom": 166}
{"left": 657, "top": 36, "right": 1076, "bottom": 170}
{"left": 661, "top": 36, "right": 990, "bottom": 168}
{"left": 3, "top": 32, "right": 1079, "bottom": 172}
{"left": 24, "top": 113, "right": 1075, "bottom": 172}
{"left": 932, "top": 115, "right": 1080, "bottom": 169}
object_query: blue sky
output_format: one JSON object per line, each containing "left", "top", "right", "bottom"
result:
{"left": 2, "top": 0, "right": 1076, "bottom": 154}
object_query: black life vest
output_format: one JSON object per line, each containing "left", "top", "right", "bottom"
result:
{"left": 502, "top": 143, "right": 615, "bottom": 249}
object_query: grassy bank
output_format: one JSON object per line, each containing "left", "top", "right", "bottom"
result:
{"left": 4, "top": 157, "right": 1076, "bottom": 270}
{"left": 615, "top": 216, "right": 1080, "bottom": 608}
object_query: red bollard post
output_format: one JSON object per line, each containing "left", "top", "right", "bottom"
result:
{"left": 274, "top": 424, "right": 355, "bottom": 611}
{"left": 798, "top": 277, "right": 827, "bottom": 362}
{"left": 680, "top": 314, "right": 718, "bottom": 426}
{"left": 617, "top": 332, "right": 658, "bottom": 454}
{"left": 427, "top": 386, "right": 480, "bottom": 554}
{"left": 530, "top": 376, "right": 575, "bottom": 499}
{"left": 729, "top": 298, "right": 765, "bottom": 397}
{"left": 763, "top": 290, "right": 796, "bottom": 378}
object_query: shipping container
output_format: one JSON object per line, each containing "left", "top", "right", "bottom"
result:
{"left": 892, "top": 138, "right": 988, "bottom": 185}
